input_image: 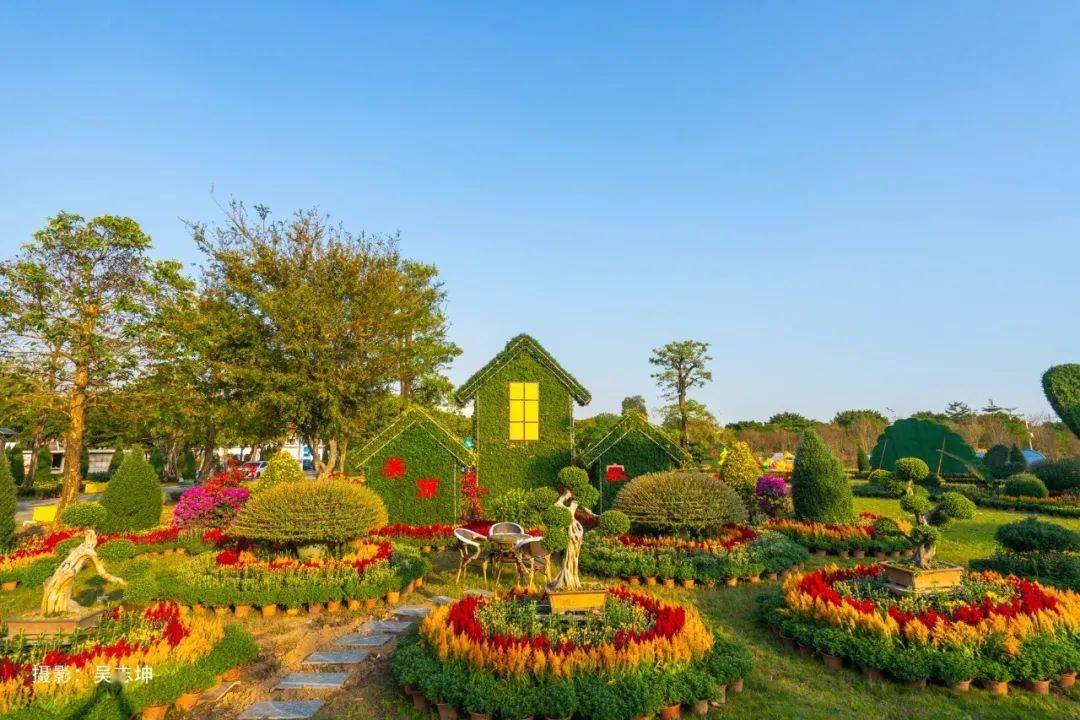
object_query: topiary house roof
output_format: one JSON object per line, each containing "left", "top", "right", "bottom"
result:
{"left": 577, "top": 412, "right": 692, "bottom": 467}
{"left": 453, "top": 333, "right": 592, "bottom": 406}
{"left": 353, "top": 405, "right": 476, "bottom": 468}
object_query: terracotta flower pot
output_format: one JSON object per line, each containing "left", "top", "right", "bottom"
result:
{"left": 1059, "top": 671, "right": 1077, "bottom": 688}
{"left": 214, "top": 606, "right": 230, "bottom": 617}
{"left": 780, "top": 636, "right": 797, "bottom": 652}
{"left": 663, "top": 578, "right": 676, "bottom": 588}
{"left": 141, "top": 705, "right": 168, "bottom": 720}
{"left": 544, "top": 716, "right": 571, "bottom": 720}
{"left": 233, "top": 604, "right": 251, "bottom": 618}
{"left": 711, "top": 685, "right": 727, "bottom": 705}
{"left": 861, "top": 666, "right": 883, "bottom": 681}
{"left": 1023, "top": 679, "right": 1051, "bottom": 695}
{"left": 645, "top": 576, "right": 658, "bottom": 585}
{"left": 222, "top": 667, "right": 242, "bottom": 682}
{"left": 747, "top": 575, "right": 761, "bottom": 584}
{"left": 765, "top": 572, "right": 778, "bottom": 581}
{"left": 327, "top": 600, "right": 342, "bottom": 613}
{"left": 692, "top": 699, "right": 710, "bottom": 716}
{"left": 874, "top": 552, "right": 886, "bottom": 559}
{"left": 853, "top": 550, "right": 865, "bottom": 558}
{"left": 728, "top": 677, "right": 744, "bottom": 693}
{"left": 285, "top": 607, "right": 300, "bottom": 616}
{"left": 982, "top": 679, "right": 1008, "bottom": 695}
{"left": 815, "top": 549, "right": 827, "bottom": 557}
{"left": 191, "top": 604, "right": 206, "bottom": 615}
{"left": 409, "top": 690, "right": 429, "bottom": 711}
{"left": 422, "top": 545, "right": 433, "bottom": 553}
{"left": 308, "top": 603, "right": 324, "bottom": 616}
{"left": 436, "top": 703, "right": 458, "bottom": 720}
{"left": 681, "top": 579, "right": 695, "bottom": 589}
{"left": 633, "top": 716, "right": 652, "bottom": 720}
{"left": 1, "top": 580, "right": 18, "bottom": 592}
{"left": 364, "top": 598, "right": 378, "bottom": 610}
{"left": 659, "top": 703, "right": 681, "bottom": 720}
{"left": 950, "top": 679, "right": 971, "bottom": 693}
{"left": 386, "top": 590, "right": 401, "bottom": 604}
{"left": 175, "top": 692, "right": 200, "bottom": 710}
{"left": 822, "top": 653, "right": 843, "bottom": 670}
{"left": 704, "top": 581, "right": 717, "bottom": 589}
{"left": 163, "top": 548, "right": 174, "bottom": 555}
{"left": 470, "top": 713, "right": 492, "bottom": 720}
{"left": 838, "top": 550, "right": 850, "bottom": 558}
{"left": 797, "top": 643, "right": 813, "bottom": 657}
{"left": 907, "top": 679, "right": 927, "bottom": 689}
{"left": 262, "top": 604, "right": 278, "bottom": 617}
{"left": 724, "top": 577, "right": 738, "bottom": 587}
{"left": 888, "top": 551, "right": 900, "bottom": 559}
{"left": 175, "top": 548, "right": 187, "bottom": 555}
{"left": 415, "top": 576, "right": 424, "bottom": 587}
{"left": 347, "top": 599, "right": 362, "bottom": 611}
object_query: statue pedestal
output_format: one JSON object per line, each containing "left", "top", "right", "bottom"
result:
{"left": 5, "top": 609, "right": 104, "bottom": 640}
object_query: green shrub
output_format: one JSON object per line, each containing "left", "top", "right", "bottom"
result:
{"left": 931, "top": 492, "right": 976, "bottom": 524}
{"left": 719, "top": 441, "right": 760, "bottom": 508}
{"left": 1003, "top": 473, "right": 1049, "bottom": 499}
{"left": 489, "top": 488, "right": 542, "bottom": 527}
{"left": 557, "top": 466, "right": 598, "bottom": 508}
{"left": 35, "top": 446, "right": 54, "bottom": 480}
{"left": 1031, "top": 458, "right": 1080, "bottom": 493}
{"left": 614, "top": 471, "right": 747, "bottom": 536}
{"left": 231, "top": 479, "right": 388, "bottom": 545}
{"left": 971, "top": 550, "right": 1080, "bottom": 591}
{"left": 894, "top": 457, "right": 929, "bottom": 483}
{"left": 995, "top": 517, "right": 1080, "bottom": 553}
{"left": 6, "top": 446, "right": 24, "bottom": 485}
{"left": 791, "top": 429, "right": 853, "bottom": 523}
{"left": 258, "top": 450, "right": 306, "bottom": 489}
{"left": 97, "top": 538, "right": 137, "bottom": 561}
{"left": 0, "top": 448, "right": 16, "bottom": 549}
{"left": 106, "top": 446, "right": 126, "bottom": 477}
{"left": 99, "top": 449, "right": 162, "bottom": 532}
{"left": 597, "top": 509, "right": 631, "bottom": 536}
{"left": 856, "top": 447, "right": 870, "bottom": 473}
{"left": 528, "top": 486, "right": 559, "bottom": 510}
{"left": 182, "top": 448, "right": 197, "bottom": 480}
{"left": 55, "top": 536, "right": 84, "bottom": 556}
{"left": 149, "top": 446, "right": 165, "bottom": 478}
{"left": 60, "top": 502, "right": 108, "bottom": 530}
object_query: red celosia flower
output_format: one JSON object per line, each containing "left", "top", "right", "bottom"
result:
{"left": 605, "top": 465, "right": 628, "bottom": 483}
{"left": 415, "top": 478, "right": 439, "bottom": 499}
{"left": 382, "top": 456, "right": 407, "bottom": 479}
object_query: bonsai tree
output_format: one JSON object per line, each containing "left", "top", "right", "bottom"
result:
{"left": 547, "top": 466, "right": 599, "bottom": 592}
{"left": 791, "top": 429, "right": 853, "bottom": 523}
{"left": 898, "top": 488, "right": 976, "bottom": 568}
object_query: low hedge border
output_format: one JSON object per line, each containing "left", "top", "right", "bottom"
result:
{"left": 7, "top": 623, "right": 258, "bottom": 720}
{"left": 958, "top": 489, "right": 1080, "bottom": 519}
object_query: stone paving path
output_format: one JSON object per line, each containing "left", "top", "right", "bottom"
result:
{"left": 235, "top": 600, "right": 443, "bottom": 719}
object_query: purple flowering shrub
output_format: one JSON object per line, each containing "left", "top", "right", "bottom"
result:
{"left": 172, "top": 485, "right": 250, "bottom": 530}
{"left": 755, "top": 474, "right": 792, "bottom": 518}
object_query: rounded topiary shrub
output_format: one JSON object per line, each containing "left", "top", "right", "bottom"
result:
{"left": 719, "top": 441, "right": 760, "bottom": 507}
{"left": 230, "top": 479, "right": 388, "bottom": 546}
{"left": 1031, "top": 458, "right": 1080, "bottom": 493}
{"left": 60, "top": 501, "right": 108, "bottom": 530}
{"left": 1003, "top": 473, "right": 1049, "bottom": 499}
{"left": 258, "top": 450, "right": 306, "bottom": 489}
{"left": 931, "top": 492, "right": 976, "bottom": 524}
{"left": 97, "top": 538, "right": 138, "bottom": 561}
{"left": 99, "top": 450, "right": 163, "bottom": 532}
{"left": 614, "top": 471, "right": 747, "bottom": 536}
{"left": 0, "top": 449, "right": 16, "bottom": 549}
{"left": 791, "top": 429, "right": 853, "bottom": 523}
{"left": 597, "top": 509, "right": 631, "bottom": 536}
{"left": 557, "top": 466, "right": 599, "bottom": 508}
{"left": 996, "top": 517, "right": 1080, "bottom": 554}
{"left": 894, "top": 457, "right": 930, "bottom": 483}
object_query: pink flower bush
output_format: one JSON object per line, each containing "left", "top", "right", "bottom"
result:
{"left": 172, "top": 484, "right": 249, "bottom": 530}
{"left": 755, "top": 474, "right": 792, "bottom": 518}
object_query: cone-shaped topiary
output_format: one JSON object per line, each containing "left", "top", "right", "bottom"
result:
{"left": 231, "top": 479, "right": 388, "bottom": 546}
{"left": 0, "top": 447, "right": 16, "bottom": 549}
{"left": 856, "top": 447, "right": 870, "bottom": 473}
{"left": 99, "top": 449, "right": 163, "bottom": 531}
{"left": 791, "top": 429, "right": 853, "bottom": 524}
{"left": 719, "top": 440, "right": 760, "bottom": 509}
{"left": 6, "top": 447, "right": 24, "bottom": 486}
{"left": 258, "top": 450, "right": 307, "bottom": 489}
{"left": 35, "top": 447, "right": 53, "bottom": 481}
{"left": 615, "top": 470, "right": 747, "bottom": 536}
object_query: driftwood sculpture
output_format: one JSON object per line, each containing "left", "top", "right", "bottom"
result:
{"left": 547, "top": 490, "right": 596, "bottom": 592}
{"left": 41, "top": 528, "right": 126, "bottom": 615}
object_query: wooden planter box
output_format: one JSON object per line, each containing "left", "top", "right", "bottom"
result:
{"left": 6, "top": 609, "right": 103, "bottom": 639}
{"left": 883, "top": 562, "right": 962, "bottom": 592}
{"left": 547, "top": 589, "right": 608, "bottom": 613}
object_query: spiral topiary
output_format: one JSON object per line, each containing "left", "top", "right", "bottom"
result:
{"left": 614, "top": 471, "right": 747, "bottom": 536}
{"left": 230, "top": 479, "right": 388, "bottom": 546}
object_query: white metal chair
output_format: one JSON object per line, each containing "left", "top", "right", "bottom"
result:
{"left": 515, "top": 535, "right": 552, "bottom": 589}
{"left": 489, "top": 521, "right": 525, "bottom": 536}
{"left": 454, "top": 527, "right": 489, "bottom": 583}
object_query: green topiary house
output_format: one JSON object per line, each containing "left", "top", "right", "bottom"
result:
{"left": 350, "top": 406, "right": 476, "bottom": 525}
{"left": 454, "top": 334, "right": 591, "bottom": 501}
{"left": 577, "top": 411, "right": 692, "bottom": 511}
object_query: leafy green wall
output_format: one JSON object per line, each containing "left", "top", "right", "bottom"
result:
{"left": 351, "top": 424, "right": 462, "bottom": 525}
{"left": 590, "top": 431, "right": 684, "bottom": 511}
{"left": 472, "top": 351, "right": 574, "bottom": 498}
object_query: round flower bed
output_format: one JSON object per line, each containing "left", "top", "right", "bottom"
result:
{"left": 393, "top": 587, "right": 750, "bottom": 718}
{"left": 580, "top": 527, "right": 809, "bottom": 588}
{"left": 760, "top": 565, "right": 1080, "bottom": 691}
{"left": 0, "top": 602, "right": 257, "bottom": 719}
{"left": 762, "top": 514, "right": 914, "bottom": 557}
{"left": 139, "top": 541, "right": 429, "bottom": 613}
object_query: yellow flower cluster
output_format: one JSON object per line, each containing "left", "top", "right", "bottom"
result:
{"left": 420, "top": 600, "right": 714, "bottom": 679}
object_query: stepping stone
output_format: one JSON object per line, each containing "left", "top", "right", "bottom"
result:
{"left": 274, "top": 672, "right": 349, "bottom": 690}
{"left": 393, "top": 605, "right": 431, "bottom": 618}
{"left": 430, "top": 595, "right": 454, "bottom": 606}
{"left": 197, "top": 680, "right": 237, "bottom": 703}
{"left": 239, "top": 701, "right": 324, "bottom": 719}
{"left": 336, "top": 633, "right": 394, "bottom": 647}
{"left": 303, "top": 649, "right": 369, "bottom": 665}
{"left": 357, "top": 619, "right": 413, "bottom": 634}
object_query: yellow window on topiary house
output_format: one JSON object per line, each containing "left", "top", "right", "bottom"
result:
{"left": 508, "top": 382, "right": 539, "bottom": 441}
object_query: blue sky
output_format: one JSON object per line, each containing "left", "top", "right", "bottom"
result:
{"left": 2, "top": 3, "right": 1078, "bottom": 423}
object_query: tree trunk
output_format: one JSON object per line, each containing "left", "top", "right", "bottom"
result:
{"left": 914, "top": 542, "right": 935, "bottom": 569}
{"left": 25, "top": 418, "right": 45, "bottom": 488}
{"left": 57, "top": 361, "right": 90, "bottom": 515}
{"left": 197, "top": 433, "right": 217, "bottom": 482}
{"left": 678, "top": 382, "right": 689, "bottom": 449}
{"left": 548, "top": 493, "right": 584, "bottom": 592}
{"left": 337, "top": 439, "right": 348, "bottom": 473}
{"left": 319, "top": 439, "right": 339, "bottom": 480}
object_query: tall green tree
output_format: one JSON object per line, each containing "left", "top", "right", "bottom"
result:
{"left": 649, "top": 340, "right": 712, "bottom": 449}
{"left": 0, "top": 442, "right": 16, "bottom": 549}
{"left": 0, "top": 212, "right": 188, "bottom": 512}
{"left": 660, "top": 399, "right": 725, "bottom": 460}
{"left": 768, "top": 412, "right": 814, "bottom": 432}
{"left": 621, "top": 395, "right": 648, "bottom": 417}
